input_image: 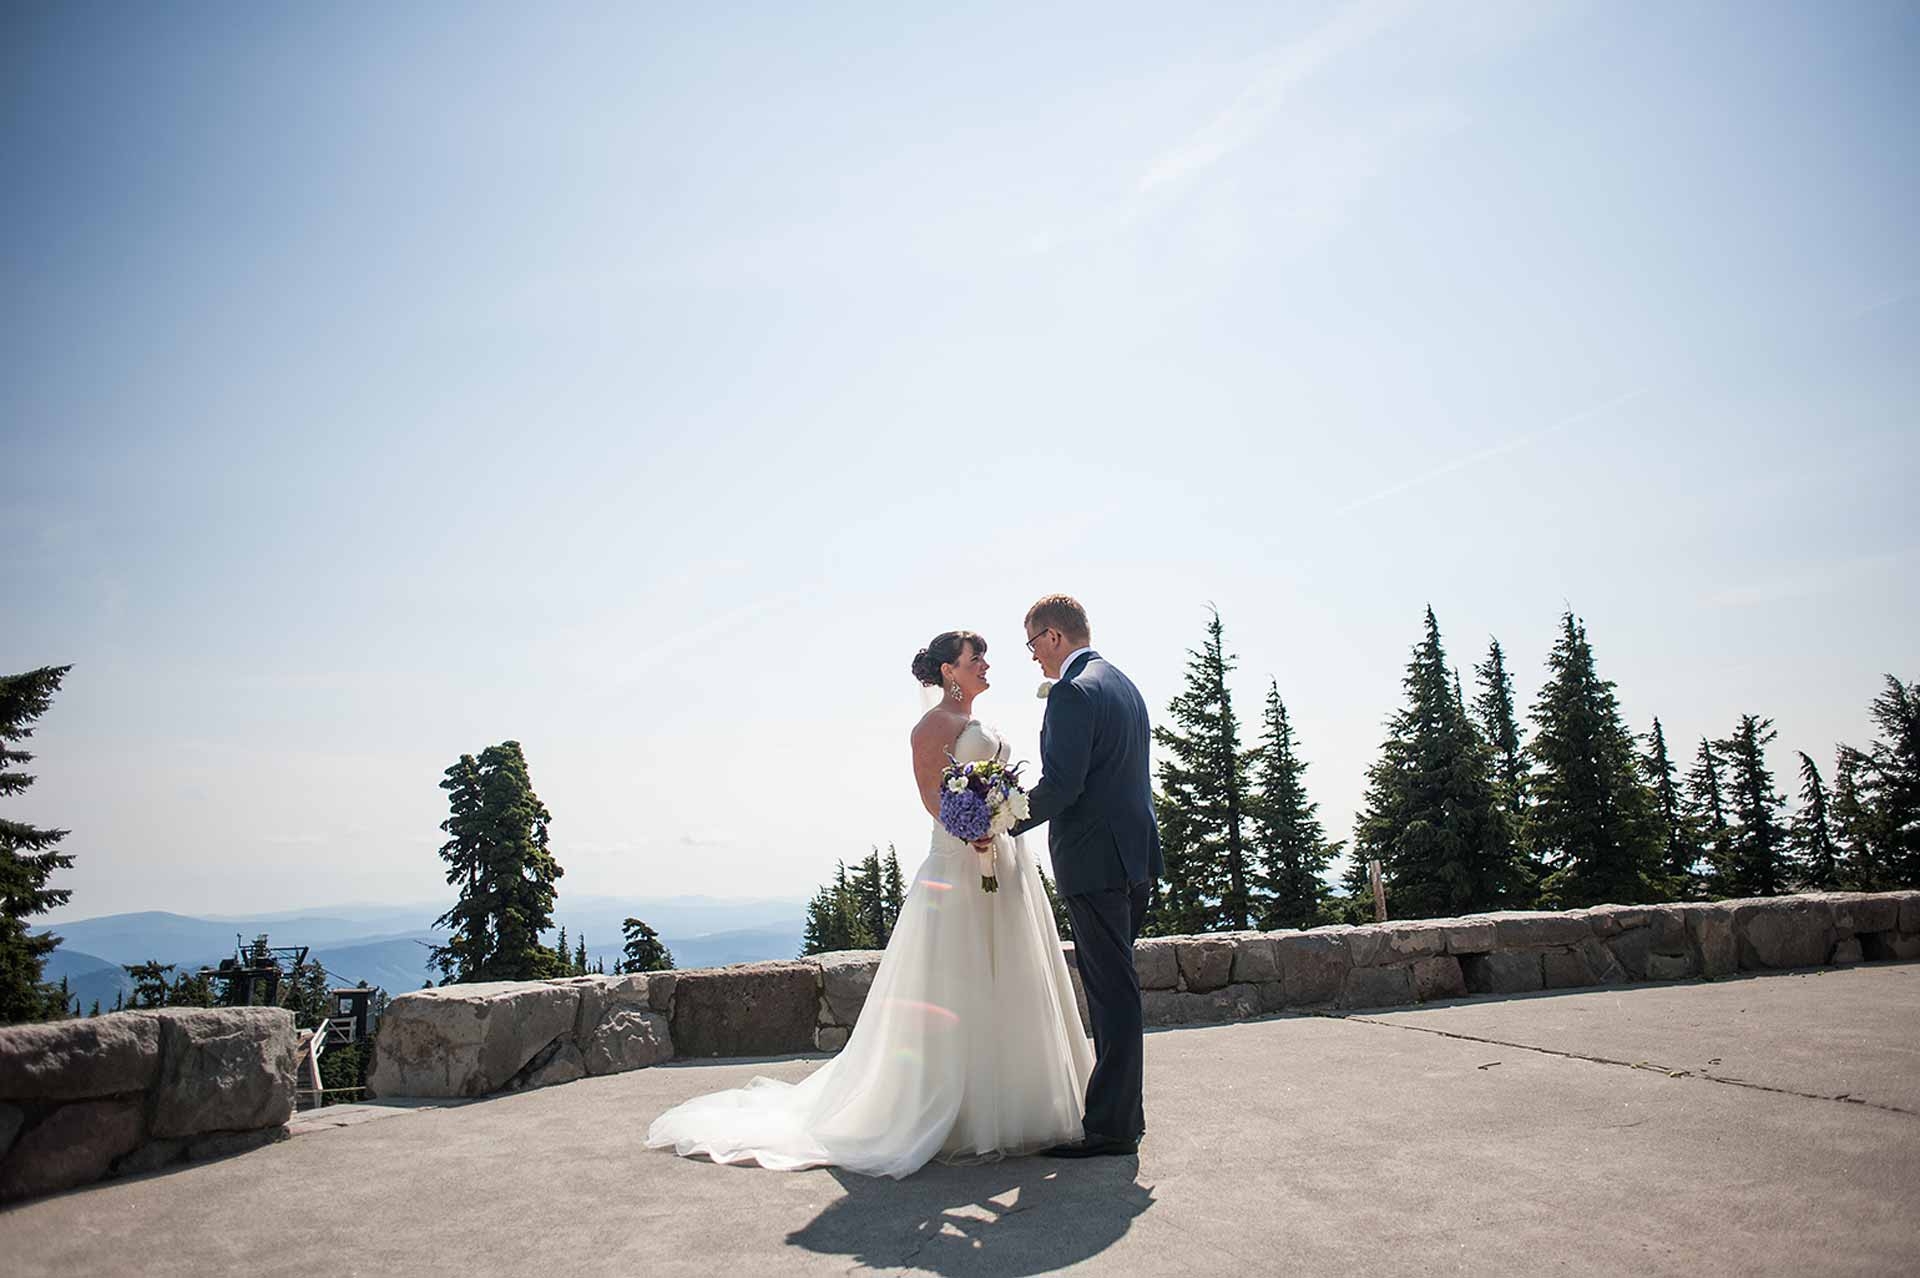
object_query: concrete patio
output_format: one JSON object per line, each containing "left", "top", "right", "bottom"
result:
{"left": 4, "top": 963, "right": 1916, "bottom": 1277}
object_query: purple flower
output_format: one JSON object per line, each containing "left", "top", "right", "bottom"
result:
{"left": 939, "top": 788, "right": 991, "bottom": 841}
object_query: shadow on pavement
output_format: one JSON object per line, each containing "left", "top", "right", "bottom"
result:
{"left": 786, "top": 1154, "right": 1154, "bottom": 1276}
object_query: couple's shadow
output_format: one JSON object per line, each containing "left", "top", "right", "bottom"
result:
{"left": 786, "top": 1153, "right": 1153, "bottom": 1276}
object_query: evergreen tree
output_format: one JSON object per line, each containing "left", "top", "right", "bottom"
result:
{"left": 112, "top": 989, "right": 124, "bottom": 1012}
{"left": 882, "top": 846, "right": 906, "bottom": 926}
{"left": 125, "top": 960, "right": 175, "bottom": 1009}
{"left": 0, "top": 665, "right": 76, "bottom": 1024}
{"left": 618, "top": 917, "right": 674, "bottom": 973}
{"left": 1352, "top": 608, "right": 1522, "bottom": 919}
{"left": 1830, "top": 747, "right": 1890, "bottom": 890}
{"left": 1685, "top": 739, "right": 1735, "bottom": 892}
{"left": 286, "top": 960, "right": 329, "bottom": 1026}
{"left": 1790, "top": 751, "right": 1843, "bottom": 890}
{"left": 1716, "top": 715, "right": 1790, "bottom": 897}
{"left": 88, "top": 999, "right": 100, "bottom": 1017}
{"left": 429, "top": 742, "right": 562, "bottom": 983}
{"left": 427, "top": 754, "right": 490, "bottom": 982}
{"left": 554, "top": 926, "right": 569, "bottom": 974}
{"left": 1246, "top": 681, "right": 1338, "bottom": 930}
{"left": 852, "top": 848, "right": 891, "bottom": 948}
{"left": 169, "top": 967, "right": 218, "bottom": 1009}
{"left": 1473, "top": 640, "right": 1528, "bottom": 830}
{"left": 1151, "top": 607, "right": 1253, "bottom": 930}
{"left": 1852, "top": 675, "right": 1920, "bottom": 888}
{"left": 799, "top": 851, "right": 908, "bottom": 954}
{"left": 1526, "top": 614, "right": 1663, "bottom": 908}
{"left": 1641, "top": 718, "right": 1699, "bottom": 895}
{"left": 575, "top": 936, "right": 588, "bottom": 976}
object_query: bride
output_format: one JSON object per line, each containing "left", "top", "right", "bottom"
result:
{"left": 645, "top": 629, "right": 1094, "bottom": 1179}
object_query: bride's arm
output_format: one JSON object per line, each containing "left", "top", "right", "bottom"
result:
{"left": 910, "top": 715, "right": 962, "bottom": 820}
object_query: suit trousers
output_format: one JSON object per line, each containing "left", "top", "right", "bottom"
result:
{"left": 1063, "top": 879, "right": 1152, "bottom": 1141}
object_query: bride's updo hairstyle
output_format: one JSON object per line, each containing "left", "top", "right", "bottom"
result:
{"left": 911, "top": 630, "right": 985, "bottom": 687}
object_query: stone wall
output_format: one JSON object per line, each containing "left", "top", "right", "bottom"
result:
{"left": 0, "top": 1006, "right": 297, "bottom": 1203}
{"left": 368, "top": 890, "right": 1920, "bottom": 1103}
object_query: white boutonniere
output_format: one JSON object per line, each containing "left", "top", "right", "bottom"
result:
{"left": 1037, "top": 680, "right": 1054, "bottom": 700}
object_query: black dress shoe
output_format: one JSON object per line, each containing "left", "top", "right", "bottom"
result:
{"left": 1040, "top": 1134, "right": 1139, "bottom": 1158}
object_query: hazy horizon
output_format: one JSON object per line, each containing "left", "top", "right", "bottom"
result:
{"left": 6, "top": 1, "right": 1915, "bottom": 920}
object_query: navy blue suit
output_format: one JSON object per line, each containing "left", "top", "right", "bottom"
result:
{"left": 1012, "top": 650, "right": 1162, "bottom": 1142}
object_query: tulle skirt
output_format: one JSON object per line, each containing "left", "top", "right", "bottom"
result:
{"left": 645, "top": 829, "right": 1093, "bottom": 1179}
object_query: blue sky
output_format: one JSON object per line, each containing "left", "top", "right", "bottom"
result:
{"left": 6, "top": 1, "right": 1915, "bottom": 921}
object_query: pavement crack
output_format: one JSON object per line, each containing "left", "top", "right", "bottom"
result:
{"left": 1342, "top": 1015, "right": 1920, "bottom": 1119}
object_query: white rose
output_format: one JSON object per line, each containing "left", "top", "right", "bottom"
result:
{"left": 945, "top": 776, "right": 968, "bottom": 793}
{"left": 1037, "top": 680, "right": 1054, "bottom": 699}
{"left": 1010, "top": 791, "right": 1031, "bottom": 821}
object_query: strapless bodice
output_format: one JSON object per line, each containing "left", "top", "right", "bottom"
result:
{"left": 952, "top": 719, "right": 1009, "bottom": 766}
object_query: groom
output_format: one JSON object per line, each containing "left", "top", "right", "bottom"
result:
{"left": 1012, "top": 594, "right": 1163, "bottom": 1158}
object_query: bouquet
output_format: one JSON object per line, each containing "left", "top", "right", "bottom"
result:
{"left": 937, "top": 756, "right": 1030, "bottom": 892}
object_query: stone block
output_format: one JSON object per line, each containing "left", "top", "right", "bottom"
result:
{"left": 516, "top": 1041, "right": 586, "bottom": 1090}
{"left": 1826, "top": 893, "right": 1899, "bottom": 934}
{"left": 1462, "top": 951, "right": 1543, "bottom": 995}
{"left": 112, "top": 1136, "right": 188, "bottom": 1178}
{"left": 151, "top": 1008, "right": 297, "bottom": 1139}
{"left": 648, "top": 972, "right": 677, "bottom": 1013}
{"left": 1176, "top": 938, "right": 1237, "bottom": 993}
{"left": 1133, "top": 939, "right": 1180, "bottom": 990}
{"left": 1896, "top": 891, "right": 1920, "bottom": 934}
{"left": 1685, "top": 904, "right": 1740, "bottom": 977}
{"left": 1443, "top": 918, "right": 1497, "bottom": 954}
{"left": 1343, "top": 926, "right": 1392, "bottom": 968}
{"left": 1607, "top": 928, "right": 1654, "bottom": 980}
{"left": 1230, "top": 936, "right": 1280, "bottom": 984}
{"left": 1411, "top": 956, "right": 1467, "bottom": 1002}
{"left": 1384, "top": 922, "right": 1450, "bottom": 960}
{"left": 1862, "top": 932, "right": 1920, "bottom": 961}
{"left": 1542, "top": 948, "right": 1596, "bottom": 990}
{"left": 1735, "top": 897, "right": 1836, "bottom": 971}
{"left": 1646, "top": 952, "right": 1696, "bottom": 981}
{"left": 670, "top": 961, "right": 822, "bottom": 1059}
{"left": 1274, "top": 933, "right": 1350, "bottom": 1006}
{"left": 1646, "top": 907, "right": 1688, "bottom": 953}
{"left": 368, "top": 981, "right": 581, "bottom": 1099}
{"left": 1255, "top": 981, "right": 1291, "bottom": 1014}
{"left": 184, "top": 1125, "right": 290, "bottom": 1163}
{"left": 815, "top": 1026, "right": 850, "bottom": 1052}
{"left": 1338, "top": 965, "right": 1416, "bottom": 1010}
{"left": 0, "top": 1100, "right": 145, "bottom": 1202}
{"left": 1583, "top": 906, "right": 1649, "bottom": 938}
{"left": 0, "top": 1012, "right": 161, "bottom": 1102}
{"left": 1143, "top": 984, "right": 1260, "bottom": 1026}
{"left": 0, "top": 1102, "right": 21, "bottom": 1159}
{"left": 1490, "top": 912, "right": 1593, "bottom": 949}
{"left": 1830, "top": 936, "right": 1864, "bottom": 965}
{"left": 818, "top": 952, "right": 882, "bottom": 1025}
{"left": 585, "top": 1009, "right": 673, "bottom": 1075}
{"left": 1576, "top": 938, "right": 1627, "bottom": 985}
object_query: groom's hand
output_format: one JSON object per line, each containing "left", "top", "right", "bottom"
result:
{"left": 970, "top": 837, "right": 993, "bottom": 852}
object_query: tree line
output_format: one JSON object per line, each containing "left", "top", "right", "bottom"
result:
{"left": 1151, "top": 605, "right": 1918, "bottom": 932}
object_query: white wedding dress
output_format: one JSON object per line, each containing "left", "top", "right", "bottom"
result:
{"left": 646, "top": 720, "right": 1094, "bottom": 1179}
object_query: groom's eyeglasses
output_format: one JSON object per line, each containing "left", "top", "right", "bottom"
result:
{"left": 1025, "top": 628, "right": 1056, "bottom": 653}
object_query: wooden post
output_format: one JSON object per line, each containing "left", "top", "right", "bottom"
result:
{"left": 1368, "top": 859, "right": 1387, "bottom": 923}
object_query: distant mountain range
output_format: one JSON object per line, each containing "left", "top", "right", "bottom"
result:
{"left": 34, "top": 895, "right": 808, "bottom": 1007}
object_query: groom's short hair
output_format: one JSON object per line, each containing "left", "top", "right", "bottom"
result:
{"left": 1025, "top": 595, "right": 1090, "bottom": 645}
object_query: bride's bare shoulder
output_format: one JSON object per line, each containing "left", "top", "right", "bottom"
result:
{"left": 911, "top": 706, "right": 967, "bottom": 747}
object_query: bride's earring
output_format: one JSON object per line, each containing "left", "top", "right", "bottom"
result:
{"left": 948, "top": 681, "right": 962, "bottom": 700}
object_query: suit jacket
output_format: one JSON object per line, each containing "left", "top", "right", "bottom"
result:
{"left": 1012, "top": 650, "right": 1164, "bottom": 898}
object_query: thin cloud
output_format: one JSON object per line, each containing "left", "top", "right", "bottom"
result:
{"left": 1337, "top": 387, "right": 1651, "bottom": 515}
{"left": 1137, "top": 0, "right": 1417, "bottom": 195}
